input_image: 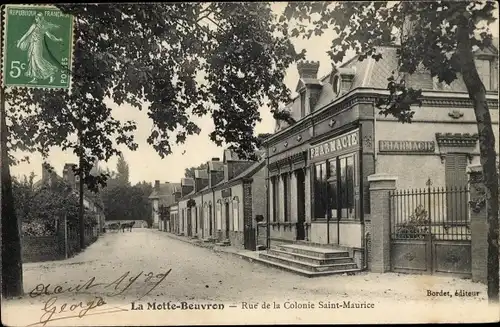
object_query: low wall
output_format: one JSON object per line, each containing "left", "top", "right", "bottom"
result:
{"left": 23, "top": 225, "right": 99, "bottom": 263}
{"left": 309, "top": 220, "right": 362, "bottom": 248}
{"left": 269, "top": 223, "right": 296, "bottom": 242}
{"left": 256, "top": 223, "right": 267, "bottom": 247}
{"left": 22, "top": 236, "right": 64, "bottom": 263}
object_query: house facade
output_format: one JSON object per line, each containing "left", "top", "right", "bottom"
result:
{"left": 148, "top": 180, "right": 181, "bottom": 230}
{"left": 175, "top": 149, "right": 267, "bottom": 250}
{"left": 263, "top": 43, "right": 498, "bottom": 274}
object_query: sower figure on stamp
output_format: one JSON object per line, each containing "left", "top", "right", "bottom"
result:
{"left": 16, "top": 13, "right": 62, "bottom": 84}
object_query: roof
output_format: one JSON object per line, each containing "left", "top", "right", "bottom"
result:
{"left": 148, "top": 182, "right": 181, "bottom": 199}
{"left": 33, "top": 167, "right": 104, "bottom": 209}
{"left": 279, "top": 42, "right": 499, "bottom": 128}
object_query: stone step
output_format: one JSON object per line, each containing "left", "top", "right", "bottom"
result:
{"left": 275, "top": 244, "right": 349, "bottom": 259}
{"left": 268, "top": 249, "right": 354, "bottom": 265}
{"left": 251, "top": 254, "right": 360, "bottom": 277}
{"left": 259, "top": 253, "right": 358, "bottom": 273}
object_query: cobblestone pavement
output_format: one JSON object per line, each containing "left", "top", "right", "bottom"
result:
{"left": 2, "top": 229, "right": 497, "bottom": 326}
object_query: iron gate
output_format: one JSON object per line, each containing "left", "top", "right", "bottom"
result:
{"left": 389, "top": 182, "right": 471, "bottom": 277}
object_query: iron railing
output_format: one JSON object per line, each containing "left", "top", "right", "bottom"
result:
{"left": 389, "top": 184, "right": 470, "bottom": 241}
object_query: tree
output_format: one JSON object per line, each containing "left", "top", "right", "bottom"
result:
{"left": 3, "top": 3, "right": 304, "bottom": 297}
{"left": 116, "top": 154, "right": 130, "bottom": 186}
{"left": 134, "top": 181, "right": 153, "bottom": 227}
{"left": 184, "top": 162, "right": 208, "bottom": 178}
{"left": 12, "top": 175, "right": 96, "bottom": 236}
{"left": 284, "top": 0, "right": 499, "bottom": 302}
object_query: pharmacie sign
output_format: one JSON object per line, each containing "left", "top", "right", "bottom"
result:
{"left": 379, "top": 140, "right": 435, "bottom": 152}
{"left": 310, "top": 130, "right": 359, "bottom": 160}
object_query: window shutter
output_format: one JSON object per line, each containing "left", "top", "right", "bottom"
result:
{"left": 445, "top": 153, "right": 468, "bottom": 188}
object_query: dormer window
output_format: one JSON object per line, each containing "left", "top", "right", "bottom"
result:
{"left": 332, "top": 75, "right": 340, "bottom": 95}
{"left": 331, "top": 67, "right": 355, "bottom": 97}
{"left": 475, "top": 58, "right": 492, "bottom": 91}
{"left": 300, "top": 91, "right": 306, "bottom": 118}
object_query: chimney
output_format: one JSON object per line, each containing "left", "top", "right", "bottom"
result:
{"left": 223, "top": 149, "right": 253, "bottom": 181}
{"left": 194, "top": 170, "right": 209, "bottom": 192}
{"left": 62, "top": 163, "right": 77, "bottom": 187}
{"left": 296, "top": 61, "right": 322, "bottom": 115}
{"left": 181, "top": 178, "right": 195, "bottom": 197}
{"left": 297, "top": 60, "right": 320, "bottom": 79}
{"left": 41, "top": 163, "right": 51, "bottom": 183}
{"left": 154, "top": 180, "right": 160, "bottom": 191}
{"left": 208, "top": 159, "right": 224, "bottom": 188}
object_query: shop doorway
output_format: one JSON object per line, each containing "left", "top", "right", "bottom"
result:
{"left": 225, "top": 202, "right": 230, "bottom": 239}
{"left": 296, "top": 169, "right": 306, "bottom": 240}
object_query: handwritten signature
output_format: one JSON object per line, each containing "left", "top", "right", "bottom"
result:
{"left": 27, "top": 269, "right": 172, "bottom": 326}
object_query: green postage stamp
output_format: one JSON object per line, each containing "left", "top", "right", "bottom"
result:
{"left": 3, "top": 5, "right": 74, "bottom": 89}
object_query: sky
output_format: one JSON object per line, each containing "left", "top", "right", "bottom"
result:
{"left": 9, "top": 2, "right": 500, "bottom": 185}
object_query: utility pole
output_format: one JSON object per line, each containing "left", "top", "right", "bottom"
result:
{"left": 78, "top": 115, "right": 85, "bottom": 250}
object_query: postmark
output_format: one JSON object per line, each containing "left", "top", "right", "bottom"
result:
{"left": 2, "top": 4, "right": 74, "bottom": 89}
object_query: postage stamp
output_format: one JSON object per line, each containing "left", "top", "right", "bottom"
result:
{"left": 2, "top": 4, "right": 74, "bottom": 89}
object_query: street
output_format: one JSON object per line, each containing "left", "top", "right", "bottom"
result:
{"left": 2, "top": 228, "right": 497, "bottom": 326}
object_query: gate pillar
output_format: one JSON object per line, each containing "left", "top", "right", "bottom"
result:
{"left": 468, "top": 164, "right": 487, "bottom": 284}
{"left": 368, "top": 173, "right": 398, "bottom": 273}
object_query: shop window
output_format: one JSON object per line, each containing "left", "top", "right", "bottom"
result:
{"left": 340, "top": 155, "right": 356, "bottom": 219}
{"left": 233, "top": 197, "right": 239, "bottom": 231}
{"left": 283, "top": 173, "right": 289, "bottom": 222}
{"left": 313, "top": 153, "right": 358, "bottom": 220}
{"left": 272, "top": 176, "right": 279, "bottom": 222}
{"left": 314, "top": 162, "right": 328, "bottom": 218}
{"left": 327, "top": 159, "right": 338, "bottom": 219}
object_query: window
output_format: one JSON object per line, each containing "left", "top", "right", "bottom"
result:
{"left": 283, "top": 174, "right": 289, "bottom": 222}
{"left": 272, "top": 176, "right": 279, "bottom": 222}
{"left": 300, "top": 91, "right": 306, "bottom": 117}
{"left": 475, "top": 59, "right": 491, "bottom": 90}
{"left": 216, "top": 201, "right": 222, "bottom": 229}
{"left": 339, "top": 155, "right": 356, "bottom": 219}
{"left": 328, "top": 159, "right": 338, "bottom": 219}
{"left": 232, "top": 197, "right": 239, "bottom": 231}
{"left": 313, "top": 153, "right": 358, "bottom": 220}
{"left": 314, "top": 162, "right": 328, "bottom": 218}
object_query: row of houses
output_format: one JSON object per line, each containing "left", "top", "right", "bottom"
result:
{"left": 150, "top": 149, "right": 267, "bottom": 250}
{"left": 152, "top": 40, "right": 499, "bottom": 279}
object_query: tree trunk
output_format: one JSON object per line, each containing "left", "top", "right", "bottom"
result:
{"left": 458, "top": 26, "right": 499, "bottom": 303}
{"left": 1, "top": 86, "right": 24, "bottom": 298}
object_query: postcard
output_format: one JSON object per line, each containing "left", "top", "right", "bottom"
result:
{"left": 1, "top": 2, "right": 499, "bottom": 326}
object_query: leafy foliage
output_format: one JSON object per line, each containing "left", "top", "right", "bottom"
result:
{"left": 6, "top": 3, "right": 305, "bottom": 192}
{"left": 272, "top": 109, "right": 296, "bottom": 125}
{"left": 100, "top": 156, "right": 153, "bottom": 224}
{"left": 116, "top": 154, "right": 130, "bottom": 185}
{"left": 12, "top": 175, "right": 97, "bottom": 236}
{"left": 395, "top": 205, "right": 430, "bottom": 240}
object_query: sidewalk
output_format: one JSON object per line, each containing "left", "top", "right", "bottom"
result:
{"left": 155, "top": 230, "right": 263, "bottom": 262}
